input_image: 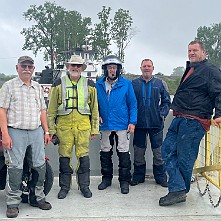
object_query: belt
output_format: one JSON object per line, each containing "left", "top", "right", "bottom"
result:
{"left": 175, "top": 115, "right": 195, "bottom": 120}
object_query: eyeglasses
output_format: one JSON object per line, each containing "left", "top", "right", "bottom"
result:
{"left": 70, "top": 64, "right": 82, "bottom": 68}
{"left": 20, "top": 64, "right": 34, "bottom": 69}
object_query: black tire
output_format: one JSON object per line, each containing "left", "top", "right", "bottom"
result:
{"left": 21, "top": 160, "right": 54, "bottom": 203}
{"left": 0, "top": 164, "right": 7, "bottom": 190}
{"left": 44, "top": 160, "right": 54, "bottom": 195}
{"left": 0, "top": 153, "right": 6, "bottom": 190}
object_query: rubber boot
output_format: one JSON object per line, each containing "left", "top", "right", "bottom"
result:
{"left": 58, "top": 174, "right": 71, "bottom": 199}
{"left": 98, "top": 150, "right": 113, "bottom": 190}
{"left": 58, "top": 157, "right": 73, "bottom": 199}
{"left": 77, "top": 156, "right": 92, "bottom": 198}
{"left": 131, "top": 146, "right": 146, "bottom": 184}
{"left": 118, "top": 152, "right": 131, "bottom": 194}
{"left": 131, "top": 164, "right": 146, "bottom": 185}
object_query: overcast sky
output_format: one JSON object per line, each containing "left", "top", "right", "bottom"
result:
{"left": 1, "top": 0, "right": 221, "bottom": 76}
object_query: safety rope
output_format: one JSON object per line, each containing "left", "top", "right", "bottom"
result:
{"left": 196, "top": 175, "right": 221, "bottom": 208}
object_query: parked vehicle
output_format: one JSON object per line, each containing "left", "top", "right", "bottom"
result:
{"left": 33, "top": 67, "right": 66, "bottom": 106}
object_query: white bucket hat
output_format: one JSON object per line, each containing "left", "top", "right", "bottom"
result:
{"left": 65, "top": 55, "right": 87, "bottom": 71}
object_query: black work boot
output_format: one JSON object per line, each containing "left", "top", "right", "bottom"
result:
{"left": 77, "top": 156, "right": 92, "bottom": 198}
{"left": 58, "top": 189, "right": 69, "bottom": 199}
{"left": 58, "top": 173, "right": 71, "bottom": 199}
{"left": 58, "top": 157, "right": 73, "bottom": 199}
{"left": 159, "top": 190, "right": 187, "bottom": 206}
{"left": 98, "top": 150, "right": 113, "bottom": 190}
{"left": 120, "top": 181, "right": 129, "bottom": 194}
{"left": 118, "top": 152, "right": 131, "bottom": 194}
{"left": 130, "top": 179, "right": 145, "bottom": 186}
{"left": 98, "top": 178, "right": 112, "bottom": 190}
{"left": 81, "top": 187, "right": 92, "bottom": 198}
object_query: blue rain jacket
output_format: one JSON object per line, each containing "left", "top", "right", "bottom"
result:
{"left": 96, "top": 76, "right": 137, "bottom": 130}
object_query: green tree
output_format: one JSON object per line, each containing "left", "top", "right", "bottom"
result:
{"left": 196, "top": 23, "right": 221, "bottom": 68}
{"left": 57, "top": 10, "right": 92, "bottom": 61}
{"left": 91, "top": 6, "right": 112, "bottom": 60}
{"left": 21, "top": 2, "right": 91, "bottom": 68}
{"left": 91, "top": 7, "right": 136, "bottom": 62}
{"left": 65, "top": 11, "right": 91, "bottom": 50}
{"left": 171, "top": 66, "right": 185, "bottom": 76}
{"left": 21, "top": 2, "right": 135, "bottom": 67}
{"left": 110, "top": 9, "right": 136, "bottom": 62}
{"left": 21, "top": 2, "right": 65, "bottom": 69}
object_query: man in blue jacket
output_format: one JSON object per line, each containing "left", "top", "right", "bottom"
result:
{"left": 96, "top": 55, "right": 137, "bottom": 194}
{"left": 130, "top": 59, "right": 171, "bottom": 187}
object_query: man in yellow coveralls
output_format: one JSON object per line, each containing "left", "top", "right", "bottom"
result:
{"left": 47, "top": 55, "right": 99, "bottom": 199}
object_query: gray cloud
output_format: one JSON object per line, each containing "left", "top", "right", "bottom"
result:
{"left": 1, "top": 0, "right": 221, "bottom": 76}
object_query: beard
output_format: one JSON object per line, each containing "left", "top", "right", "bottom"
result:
{"left": 70, "top": 71, "right": 79, "bottom": 78}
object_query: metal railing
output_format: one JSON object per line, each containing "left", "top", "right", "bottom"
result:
{"left": 193, "top": 121, "right": 221, "bottom": 207}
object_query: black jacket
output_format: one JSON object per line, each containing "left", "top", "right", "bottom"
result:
{"left": 171, "top": 59, "right": 221, "bottom": 119}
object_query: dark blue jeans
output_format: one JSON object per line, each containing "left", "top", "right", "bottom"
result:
{"left": 162, "top": 117, "right": 205, "bottom": 193}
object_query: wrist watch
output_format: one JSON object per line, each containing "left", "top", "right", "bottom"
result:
{"left": 45, "top": 131, "right": 50, "bottom": 135}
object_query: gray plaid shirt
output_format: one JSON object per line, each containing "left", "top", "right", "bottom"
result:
{"left": 0, "top": 77, "right": 46, "bottom": 130}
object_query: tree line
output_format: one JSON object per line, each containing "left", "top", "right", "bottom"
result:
{"left": 21, "top": 2, "right": 221, "bottom": 75}
{"left": 21, "top": 2, "right": 136, "bottom": 69}
{"left": 4, "top": 2, "right": 221, "bottom": 94}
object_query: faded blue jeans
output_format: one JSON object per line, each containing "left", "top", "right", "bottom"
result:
{"left": 162, "top": 116, "right": 206, "bottom": 193}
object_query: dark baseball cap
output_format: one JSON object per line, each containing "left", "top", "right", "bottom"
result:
{"left": 18, "top": 56, "right": 34, "bottom": 64}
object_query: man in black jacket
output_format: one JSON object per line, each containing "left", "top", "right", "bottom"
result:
{"left": 159, "top": 40, "right": 221, "bottom": 206}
